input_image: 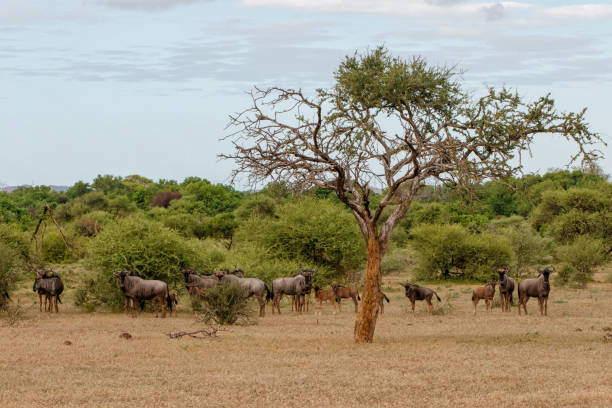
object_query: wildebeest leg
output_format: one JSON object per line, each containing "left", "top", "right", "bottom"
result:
{"left": 38, "top": 293, "right": 42, "bottom": 312}
{"left": 305, "top": 293, "right": 310, "bottom": 312}
{"left": 276, "top": 293, "right": 282, "bottom": 314}
{"left": 353, "top": 296, "right": 359, "bottom": 313}
{"left": 256, "top": 294, "right": 265, "bottom": 317}
{"left": 427, "top": 298, "right": 433, "bottom": 314}
{"left": 162, "top": 293, "right": 167, "bottom": 318}
{"left": 473, "top": 298, "right": 479, "bottom": 315}
{"left": 130, "top": 298, "right": 136, "bottom": 318}
{"left": 411, "top": 300, "right": 415, "bottom": 314}
{"left": 54, "top": 295, "right": 59, "bottom": 313}
{"left": 538, "top": 297, "right": 543, "bottom": 316}
{"left": 523, "top": 297, "right": 529, "bottom": 315}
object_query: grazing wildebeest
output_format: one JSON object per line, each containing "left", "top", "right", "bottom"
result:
{"left": 271, "top": 269, "right": 315, "bottom": 314}
{"left": 377, "top": 291, "right": 390, "bottom": 314}
{"left": 314, "top": 285, "right": 338, "bottom": 313}
{"left": 401, "top": 283, "right": 441, "bottom": 314}
{"left": 33, "top": 270, "right": 64, "bottom": 313}
{"left": 114, "top": 270, "right": 169, "bottom": 318}
{"left": 182, "top": 269, "right": 218, "bottom": 299}
{"left": 497, "top": 267, "right": 515, "bottom": 312}
{"left": 215, "top": 268, "right": 272, "bottom": 317}
{"left": 518, "top": 267, "right": 552, "bottom": 316}
{"left": 331, "top": 283, "right": 361, "bottom": 313}
{"left": 472, "top": 281, "right": 496, "bottom": 315}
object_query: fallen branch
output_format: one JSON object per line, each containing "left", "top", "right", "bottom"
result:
{"left": 167, "top": 326, "right": 226, "bottom": 339}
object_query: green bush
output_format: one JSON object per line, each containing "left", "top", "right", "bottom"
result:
{"left": 200, "top": 281, "right": 253, "bottom": 325}
{"left": 84, "top": 215, "right": 214, "bottom": 308}
{"left": 556, "top": 236, "right": 607, "bottom": 287}
{"left": 410, "top": 224, "right": 511, "bottom": 281}
{"left": 0, "top": 243, "right": 19, "bottom": 309}
{"left": 42, "top": 230, "right": 74, "bottom": 263}
{"left": 235, "top": 197, "right": 365, "bottom": 273}
{"left": 503, "top": 222, "right": 552, "bottom": 277}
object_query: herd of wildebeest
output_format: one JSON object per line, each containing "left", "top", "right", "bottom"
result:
{"left": 29, "top": 265, "right": 554, "bottom": 319}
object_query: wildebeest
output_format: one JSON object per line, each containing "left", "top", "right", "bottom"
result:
{"left": 377, "top": 291, "right": 390, "bottom": 314}
{"left": 114, "top": 270, "right": 170, "bottom": 318}
{"left": 216, "top": 268, "right": 272, "bottom": 317}
{"left": 518, "top": 267, "right": 552, "bottom": 316}
{"left": 331, "top": 283, "right": 361, "bottom": 313}
{"left": 32, "top": 269, "right": 64, "bottom": 313}
{"left": 314, "top": 285, "right": 338, "bottom": 313}
{"left": 497, "top": 268, "right": 515, "bottom": 312}
{"left": 472, "top": 281, "right": 496, "bottom": 315}
{"left": 271, "top": 269, "right": 315, "bottom": 314}
{"left": 182, "top": 269, "right": 218, "bottom": 299}
{"left": 400, "top": 283, "right": 441, "bottom": 314}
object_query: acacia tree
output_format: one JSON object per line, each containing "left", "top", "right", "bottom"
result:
{"left": 222, "top": 47, "right": 603, "bottom": 343}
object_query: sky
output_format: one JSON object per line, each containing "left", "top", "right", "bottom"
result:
{"left": 1, "top": 0, "right": 611, "bottom": 187}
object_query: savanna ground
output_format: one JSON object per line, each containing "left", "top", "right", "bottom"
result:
{"left": 2, "top": 267, "right": 612, "bottom": 408}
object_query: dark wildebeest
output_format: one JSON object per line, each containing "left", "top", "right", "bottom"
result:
{"left": 215, "top": 268, "right": 272, "bottom": 317}
{"left": 182, "top": 269, "right": 218, "bottom": 300}
{"left": 119, "top": 271, "right": 145, "bottom": 314}
{"left": 33, "top": 269, "right": 64, "bottom": 313}
{"left": 472, "top": 281, "right": 496, "bottom": 315}
{"left": 113, "top": 270, "right": 170, "bottom": 318}
{"left": 377, "top": 291, "right": 390, "bottom": 314}
{"left": 331, "top": 283, "right": 361, "bottom": 313}
{"left": 518, "top": 267, "right": 552, "bottom": 316}
{"left": 497, "top": 267, "right": 515, "bottom": 312}
{"left": 271, "top": 269, "right": 315, "bottom": 314}
{"left": 314, "top": 285, "right": 338, "bottom": 313}
{"left": 400, "top": 283, "right": 441, "bottom": 314}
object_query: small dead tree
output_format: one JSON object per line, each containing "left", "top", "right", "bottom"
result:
{"left": 222, "top": 47, "right": 604, "bottom": 343}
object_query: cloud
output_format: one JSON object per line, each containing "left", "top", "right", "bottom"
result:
{"left": 97, "top": 0, "right": 212, "bottom": 10}
{"left": 539, "top": 4, "right": 612, "bottom": 21}
{"left": 241, "top": 0, "right": 529, "bottom": 19}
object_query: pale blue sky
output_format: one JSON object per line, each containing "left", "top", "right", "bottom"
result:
{"left": 1, "top": 0, "right": 611, "bottom": 187}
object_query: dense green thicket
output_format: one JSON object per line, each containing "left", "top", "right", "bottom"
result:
{"left": 81, "top": 216, "right": 220, "bottom": 309}
{"left": 1, "top": 169, "right": 609, "bottom": 301}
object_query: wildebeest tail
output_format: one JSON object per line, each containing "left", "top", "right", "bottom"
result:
{"left": 3, "top": 291, "right": 10, "bottom": 301}
{"left": 57, "top": 295, "right": 62, "bottom": 304}
{"left": 265, "top": 284, "right": 272, "bottom": 302}
{"left": 166, "top": 285, "right": 173, "bottom": 309}
{"left": 434, "top": 292, "right": 441, "bottom": 302}
{"left": 357, "top": 292, "right": 361, "bottom": 301}
{"left": 384, "top": 294, "right": 390, "bottom": 303}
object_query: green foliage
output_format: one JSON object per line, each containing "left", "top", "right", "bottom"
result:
{"left": 200, "top": 281, "right": 253, "bottom": 325}
{"left": 84, "top": 215, "right": 215, "bottom": 308}
{"left": 410, "top": 224, "right": 511, "bottom": 281}
{"left": 235, "top": 194, "right": 277, "bottom": 219}
{"left": 532, "top": 187, "right": 612, "bottom": 244}
{"left": 181, "top": 179, "right": 243, "bottom": 216}
{"left": 42, "top": 230, "right": 73, "bottom": 263}
{"left": 66, "top": 181, "right": 92, "bottom": 199}
{"left": 503, "top": 222, "right": 552, "bottom": 277}
{"left": 556, "top": 236, "right": 607, "bottom": 287}
{"left": 235, "top": 197, "right": 365, "bottom": 274}
{"left": 0, "top": 225, "right": 29, "bottom": 307}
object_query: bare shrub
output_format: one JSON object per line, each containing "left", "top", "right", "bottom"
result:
{"left": 198, "top": 281, "right": 254, "bottom": 325}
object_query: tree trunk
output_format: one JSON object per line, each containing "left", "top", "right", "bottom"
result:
{"left": 354, "top": 234, "right": 382, "bottom": 343}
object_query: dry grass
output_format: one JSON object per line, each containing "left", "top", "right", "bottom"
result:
{"left": 2, "top": 271, "right": 612, "bottom": 407}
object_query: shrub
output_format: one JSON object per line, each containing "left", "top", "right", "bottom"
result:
{"left": 0, "top": 243, "right": 19, "bottom": 309}
{"left": 235, "top": 197, "right": 365, "bottom": 273}
{"left": 84, "top": 216, "right": 211, "bottom": 308}
{"left": 41, "top": 230, "right": 73, "bottom": 263}
{"left": 410, "top": 224, "right": 511, "bottom": 281}
{"left": 199, "top": 281, "right": 253, "bottom": 325}
{"left": 556, "top": 236, "right": 607, "bottom": 287}
{"left": 503, "top": 222, "right": 552, "bottom": 277}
